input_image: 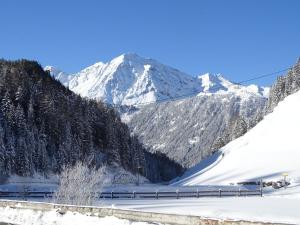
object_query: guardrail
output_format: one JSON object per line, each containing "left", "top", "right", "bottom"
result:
{"left": 0, "top": 188, "right": 263, "bottom": 200}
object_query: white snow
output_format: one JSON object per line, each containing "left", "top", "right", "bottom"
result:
{"left": 100, "top": 196, "right": 300, "bottom": 224}
{"left": 197, "top": 72, "right": 269, "bottom": 99}
{"left": 0, "top": 206, "right": 155, "bottom": 225}
{"left": 198, "top": 73, "right": 227, "bottom": 93}
{"left": 262, "top": 86, "right": 270, "bottom": 98}
{"left": 175, "top": 89, "right": 300, "bottom": 186}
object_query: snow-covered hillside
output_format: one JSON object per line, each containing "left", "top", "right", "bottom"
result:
{"left": 175, "top": 89, "right": 300, "bottom": 185}
{"left": 128, "top": 91, "right": 266, "bottom": 168}
{"left": 47, "top": 53, "right": 268, "bottom": 106}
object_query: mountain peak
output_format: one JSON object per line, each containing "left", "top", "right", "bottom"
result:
{"left": 64, "top": 53, "right": 202, "bottom": 105}
{"left": 52, "top": 54, "right": 268, "bottom": 105}
{"left": 112, "top": 53, "right": 148, "bottom": 64}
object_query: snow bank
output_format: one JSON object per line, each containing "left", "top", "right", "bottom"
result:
{"left": 0, "top": 206, "right": 154, "bottom": 225}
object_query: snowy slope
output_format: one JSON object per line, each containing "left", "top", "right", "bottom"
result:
{"left": 175, "top": 89, "right": 300, "bottom": 185}
{"left": 47, "top": 53, "right": 268, "bottom": 106}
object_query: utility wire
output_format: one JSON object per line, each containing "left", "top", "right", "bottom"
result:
{"left": 112, "top": 66, "right": 293, "bottom": 108}
{"left": 232, "top": 67, "right": 292, "bottom": 85}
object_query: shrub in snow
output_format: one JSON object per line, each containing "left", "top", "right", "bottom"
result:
{"left": 111, "top": 169, "right": 148, "bottom": 185}
{"left": 53, "top": 162, "right": 109, "bottom": 206}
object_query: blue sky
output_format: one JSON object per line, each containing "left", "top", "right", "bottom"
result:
{"left": 1, "top": 0, "right": 300, "bottom": 85}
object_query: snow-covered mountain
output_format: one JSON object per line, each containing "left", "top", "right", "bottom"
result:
{"left": 50, "top": 53, "right": 203, "bottom": 105}
{"left": 47, "top": 53, "right": 268, "bottom": 106}
{"left": 174, "top": 88, "right": 300, "bottom": 185}
{"left": 46, "top": 53, "right": 270, "bottom": 168}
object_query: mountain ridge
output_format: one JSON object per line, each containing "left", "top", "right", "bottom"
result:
{"left": 46, "top": 53, "right": 269, "bottom": 106}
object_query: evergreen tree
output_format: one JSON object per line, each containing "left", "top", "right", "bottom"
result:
{"left": 15, "top": 137, "right": 31, "bottom": 176}
{"left": 0, "top": 124, "right": 6, "bottom": 176}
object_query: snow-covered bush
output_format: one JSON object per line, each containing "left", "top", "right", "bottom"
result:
{"left": 53, "top": 162, "right": 108, "bottom": 206}
{"left": 111, "top": 167, "right": 148, "bottom": 186}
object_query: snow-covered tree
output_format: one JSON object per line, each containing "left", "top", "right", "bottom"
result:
{"left": 53, "top": 162, "right": 108, "bottom": 206}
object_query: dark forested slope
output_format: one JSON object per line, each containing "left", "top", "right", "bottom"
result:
{"left": 0, "top": 59, "right": 182, "bottom": 181}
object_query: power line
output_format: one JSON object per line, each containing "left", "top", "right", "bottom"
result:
{"left": 232, "top": 67, "right": 292, "bottom": 85}
{"left": 112, "top": 66, "right": 293, "bottom": 108}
